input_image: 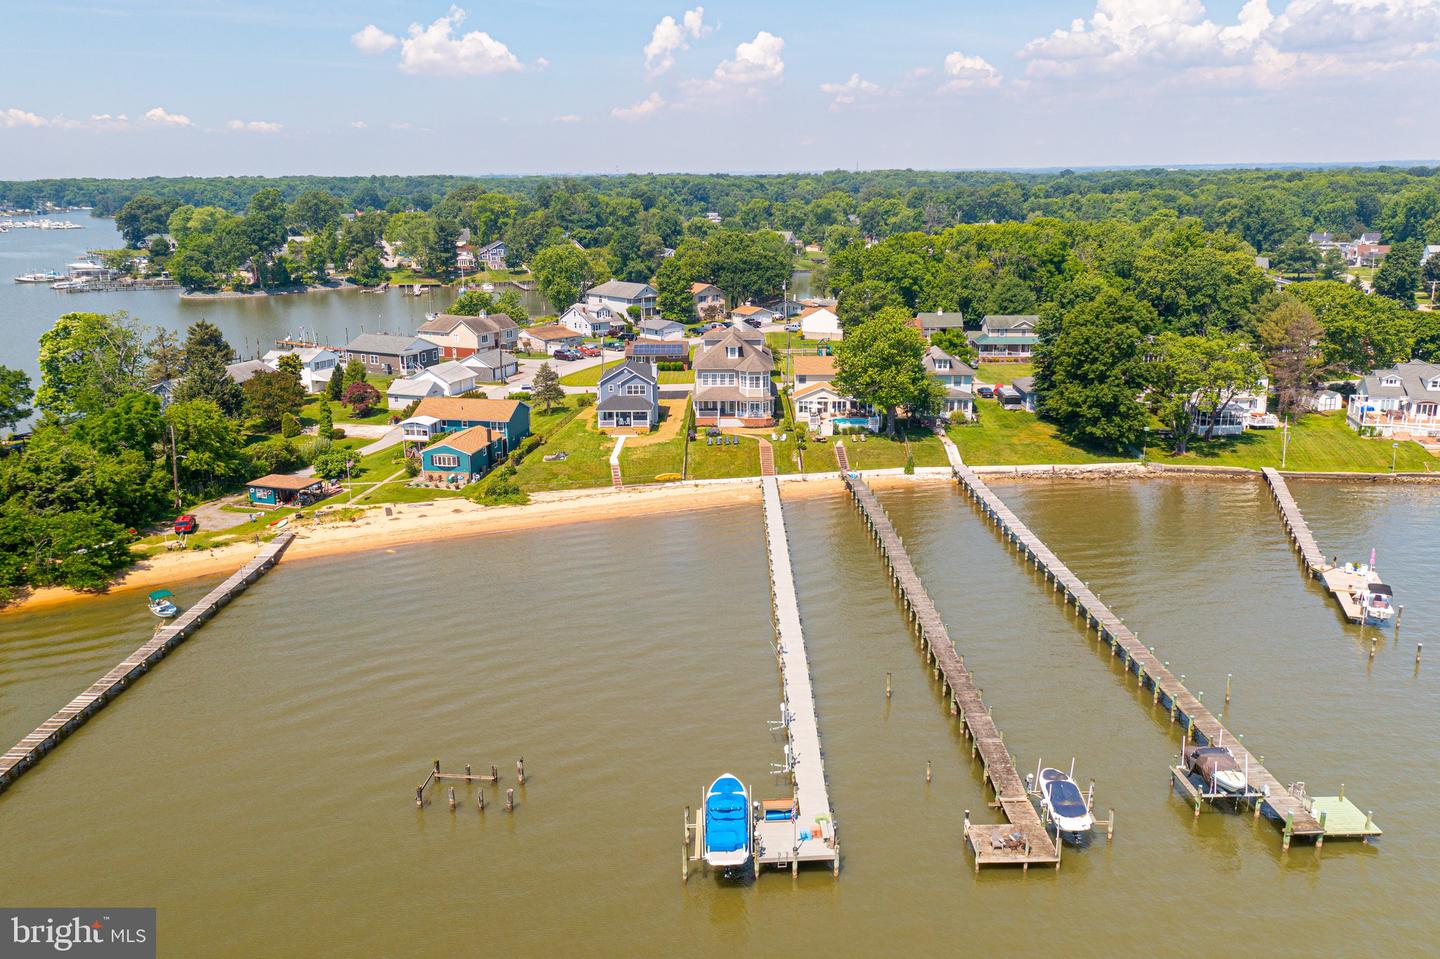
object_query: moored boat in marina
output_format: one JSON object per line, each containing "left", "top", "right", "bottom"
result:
{"left": 1184, "top": 744, "right": 1248, "bottom": 795}
{"left": 702, "top": 773, "right": 752, "bottom": 872}
{"left": 1036, "top": 764, "right": 1095, "bottom": 837}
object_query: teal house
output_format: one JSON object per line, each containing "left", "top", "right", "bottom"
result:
{"left": 421, "top": 425, "right": 506, "bottom": 484}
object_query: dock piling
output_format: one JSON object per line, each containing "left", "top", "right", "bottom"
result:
{"left": 506, "top": 788, "right": 515, "bottom": 812}
{"left": 517, "top": 757, "right": 526, "bottom": 784}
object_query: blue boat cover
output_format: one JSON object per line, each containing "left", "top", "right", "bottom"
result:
{"left": 1042, "top": 769, "right": 1088, "bottom": 819}
{"left": 705, "top": 777, "right": 748, "bottom": 854}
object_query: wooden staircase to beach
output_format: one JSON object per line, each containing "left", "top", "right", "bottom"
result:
{"left": 610, "top": 463, "right": 624, "bottom": 488}
{"left": 833, "top": 441, "right": 850, "bottom": 473}
{"left": 758, "top": 439, "right": 776, "bottom": 477}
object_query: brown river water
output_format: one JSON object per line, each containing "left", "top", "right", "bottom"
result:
{"left": 0, "top": 477, "right": 1435, "bottom": 957}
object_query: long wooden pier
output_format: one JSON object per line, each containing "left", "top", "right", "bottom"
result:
{"left": 945, "top": 450, "right": 1332, "bottom": 844}
{"left": 755, "top": 477, "right": 839, "bottom": 874}
{"left": 841, "top": 473, "right": 1060, "bottom": 870}
{"left": 0, "top": 534, "right": 295, "bottom": 796}
{"left": 1261, "top": 468, "right": 1328, "bottom": 574}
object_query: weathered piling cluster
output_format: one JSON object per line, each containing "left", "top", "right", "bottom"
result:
{"left": 0, "top": 533, "right": 295, "bottom": 797}
{"left": 416, "top": 758, "right": 526, "bottom": 813}
{"left": 841, "top": 473, "right": 1060, "bottom": 871}
{"left": 948, "top": 460, "right": 1350, "bottom": 847}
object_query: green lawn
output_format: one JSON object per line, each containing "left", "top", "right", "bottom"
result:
{"left": 560, "top": 363, "right": 693, "bottom": 387}
{"left": 948, "top": 400, "right": 1136, "bottom": 466}
{"left": 529, "top": 396, "right": 584, "bottom": 438}
{"left": 622, "top": 434, "right": 687, "bottom": 484}
{"left": 766, "top": 332, "right": 827, "bottom": 352}
{"left": 366, "top": 482, "right": 468, "bottom": 504}
{"left": 687, "top": 433, "right": 761, "bottom": 479}
{"left": 300, "top": 373, "right": 397, "bottom": 427}
{"left": 771, "top": 432, "right": 806, "bottom": 474}
{"left": 837, "top": 428, "right": 949, "bottom": 471}
{"left": 511, "top": 411, "right": 614, "bottom": 491}
{"left": 976, "top": 362, "right": 1035, "bottom": 385}
{"left": 1147, "top": 410, "right": 1435, "bottom": 472}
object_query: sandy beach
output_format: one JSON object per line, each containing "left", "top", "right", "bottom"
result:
{"left": 5, "top": 476, "right": 892, "bottom": 616}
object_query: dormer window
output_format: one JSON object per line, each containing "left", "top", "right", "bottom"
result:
{"left": 1382, "top": 377, "right": 1400, "bottom": 386}
{"left": 1429, "top": 378, "right": 1440, "bottom": 390}
{"left": 935, "top": 359, "right": 951, "bottom": 370}
{"left": 727, "top": 346, "right": 740, "bottom": 358}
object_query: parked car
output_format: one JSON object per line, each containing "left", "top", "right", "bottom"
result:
{"left": 616, "top": 331, "right": 637, "bottom": 342}
{"left": 578, "top": 345, "right": 601, "bottom": 357}
{"left": 552, "top": 349, "right": 580, "bottom": 361}
{"left": 173, "top": 514, "right": 198, "bottom": 535}
{"left": 743, "top": 318, "right": 763, "bottom": 328}
{"left": 976, "top": 384, "right": 995, "bottom": 398}
{"left": 784, "top": 323, "right": 801, "bottom": 333}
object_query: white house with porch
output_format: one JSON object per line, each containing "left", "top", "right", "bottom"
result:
{"left": 1191, "top": 378, "right": 1278, "bottom": 436}
{"left": 261, "top": 347, "right": 340, "bottom": 393}
{"left": 792, "top": 382, "right": 877, "bottom": 435}
{"left": 1348, "top": 361, "right": 1440, "bottom": 437}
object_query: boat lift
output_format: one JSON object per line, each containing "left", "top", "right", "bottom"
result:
{"left": 1025, "top": 757, "right": 1115, "bottom": 843}
{"left": 1170, "top": 732, "right": 1268, "bottom": 817}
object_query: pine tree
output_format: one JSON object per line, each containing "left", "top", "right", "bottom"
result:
{"left": 316, "top": 401, "right": 334, "bottom": 439}
{"left": 326, "top": 363, "right": 344, "bottom": 400}
{"left": 530, "top": 362, "right": 564, "bottom": 413}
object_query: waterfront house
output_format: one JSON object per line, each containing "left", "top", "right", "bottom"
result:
{"left": 1347, "top": 361, "right": 1440, "bottom": 438}
{"left": 399, "top": 414, "right": 442, "bottom": 446}
{"left": 626, "top": 338, "right": 689, "bottom": 366}
{"left": 416, "top": 312, "right": 519, "bottom": 359}
{"left": 225, "top": 359, "right": 272, "bottom": 385}
{"left": 558, "top": 303, "right": 623, "bottom": 338}
{"left": 475, "top": 239, "right": 507, "bottom": 269}
{"left": 913, "top": 310, "right": 966, "bottom": 341}
{"left": 792, "top": 382, "right": 874, "bottom": 435}
{"left": 246, "top": 473, "right": 327, "bottom": 509}
{"left": 691, "top": 282, "right": 726, "bottom": 318}
{"left": 385, "top": 360, "right": 482, "bottom": 411}
{"left": 519, "top": 324, "right": 584, "bottom": 356}
{"left": 456, "top": 248, "right": 477, "bottom": 271}
{"left": 923, "top": 345, "right": 976, "bottom": 419}
{"left": 693, "top": 327, "right": 775, "bottom": 426}
{"left": 969, "top": 315, "right": 1039, "bottom": 362}
{"left": 262, "top": 346, "right": 340, "bottom": 393}
{"left": 412, "top": 397, "right": 531, "bottom": 452}
{"left": 584, "top": 279, "right": 657, "bottom": 319}
{"left": 459, "top": 349, "right": 518, "bottom": 382}
{"left": 729, "top": 304, "right": 777, "bottom": 325}
{"left": 420, "top": 425, "right": 506, "bottom": 484}
{"left": 792, "top": 354, "right": 836, "bottom": 388}
{"left": 637, "top": 317, "right": 685, "bottom": 341}
{"left": 343, "top": 333, "right": 440, "bottom": 376}
{"left": 1192, "top": 378, "right": 1277, "bottom": 436}
{"left": 596, "top": 359, "right": 660, "bottom": 432}
{"left": 798, "top": 305, "right": 843, "bottom": 342}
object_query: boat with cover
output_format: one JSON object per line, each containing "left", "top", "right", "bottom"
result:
{"left": 1184, "top": 744, "right": 1247, "bottom": 795}
{"left": 702, "top": 773, "right": 752, "bottom": 870}
{"left": 147, "top": 589, "right": 179, "bottom": 618}
{"left": 1358, "top": 580, "right": 1395, "bottom": 626}
{"left": 1038, "top": 766, "right": 1095, "bottom": 834}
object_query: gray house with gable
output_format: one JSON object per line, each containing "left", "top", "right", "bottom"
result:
{"left": 596, "top": 359, "right": 660, "bottom": 431}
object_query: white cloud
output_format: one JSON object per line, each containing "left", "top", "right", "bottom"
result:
{"left": 713, "top": 30, "right": 785, "bottom": 85}
{"left": 1017, "top": 0, "right": 1440, "bottom": 87}
{"left": 2, "top": 107, "right": 49, "bottom": 128}
{"left": 644, "top": 6, "right": 710, "bottom": 77}
{"left": 351, "top": 120, "right": 368, "bottom": 129}
{"left": 942, "top": 52, "right": 1003, "bottom": 90}
{"left": 227, "top": 119, "right": 282, "bottom": 133}
{"left": 819, "top": 73, "right": 881, "bottom": 109}
{"left": 144, "top": 106, "right": 192, "bottom": 126}
{"left": 552, "top": 114, "right": 581, "bottom": 124}
{"left": 351, "top": 24, "right": 398, "bottom": 54}
{"left": 612, "top": 92, "right": 666, "bottom": 120}
{"left": 397, "top": 6, "right": 521, "bottom": 76}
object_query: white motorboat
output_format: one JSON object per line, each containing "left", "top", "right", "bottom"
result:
{"left": 14, "top": 271, "right": 64, "bottom": 283}
{"left": 1037, "top": 764, "right": 1095, "bottom": 834}
{"left": 148, "top": 589, "right": 179, "bottom": 618}
{"left": 1184, "top": 745, "right": 1248, "bottom": 795}
{"left": 701, "top": 773, "right": 752, "bottom": 870}
{"left": 1359, "top": 581, "right": 1395, "bottom": 626}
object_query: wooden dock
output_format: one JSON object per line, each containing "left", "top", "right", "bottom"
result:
{"left": 944, "top": 448, "right": 1334, "bottom": 845}
{"left": 1260, "top": 468, "right": 1329, "bottom": 575}
{"left": 0, "top": 534, "right": 295, "bottom": 796}
{"left": 756, "top": 477, "right": 839, "bottom": 874}
{"left": 841, "top": 473, "right": 1060, "bottom": 870}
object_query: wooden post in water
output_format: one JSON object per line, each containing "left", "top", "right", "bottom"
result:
{"left": 1282, "top": 812, "right": 1293, "bottom": 850}
{"left": 491, "top": 764, "right": 499, "bottom": 782}
{"left": 885, "top": 671, "right": 892, "bottom": 699}
{"left": 415, "top": 785, "right": 425, "bottom": 808}
{"left": 682, "top": 807, "right": 690, "bottom": 882}
{"left": 1317, "top": 810, "right": 1327, "bottom": 848}
{"left": 1370, "top": 637, "right": 1378, "bottom": 659}
{"left": 477, "top": 789, "right": 486, "bottom": 812}
{"left": 1416, "top": 643, "right": 1423, "bottom": 666}
{"left": 926, "top": 760, "right": 932, "bottom": 784}
{"left": 1107, "top": 808, "right": 1115, "bottom": 841}
{"left": 448, "top": 787, "right": 456, "bottom": 811}
{"left": 506, "top": 788, "right": 515, "bottom": 812}
{"left": 517, "top": 757, "right": 526, "bottom": 784}
{"left": 1225, "top": 674, "right": 1232, "bottom": 704}
{"left": 465, "top": 764, "right": 471, "bottom": 778}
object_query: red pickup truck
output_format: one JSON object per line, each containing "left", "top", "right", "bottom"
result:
{"left": 173, "top": 515, "right": 198, "bottom": 535}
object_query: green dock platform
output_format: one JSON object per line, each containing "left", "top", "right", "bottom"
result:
{"left": 1310, "top": 796, "right": 1382, "bottom": 841}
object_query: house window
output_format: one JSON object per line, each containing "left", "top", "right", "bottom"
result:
{"left": 1383, "top": 377, "right": 1400, "bottom": 386}
{"left": 369, "top": 354, "right": 378, "bottom": 364}
{"left": 935, "top": 359, "right": 951, "bottom": 370}
{"left": 727, "top": 347, "right": 740, "bottom": 358}
{"left": 431, "top": 453, "right": 460, "bottom": 469}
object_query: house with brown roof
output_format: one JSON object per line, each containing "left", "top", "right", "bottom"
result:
{"left": 691, "top": 282, "right": 726, "bottom": 319}
{"left": 693, "top": 327, "right": 775, "bottom": 426}
{"left": 519, "top": 324, "right": 584, "bottom": 356}
{"left": 246, "top": 473, "right": 329, "bottom": 509}
{"left": 416, "top": 312, "right": 520, "bottom": 359}
{"left": 411, "top": 397, "right": 531, "bottom": 451}
{"left": 791, "top": 354, "right": 836, "bottom": 388}
{"left": 420, "top": 425, "right": 506, "bottom": 484}
{"left": 729, "top": 303, "right": 777, "bottom": 325}
{"left": 792, "top": 382, "right": 874, "bottom": 435}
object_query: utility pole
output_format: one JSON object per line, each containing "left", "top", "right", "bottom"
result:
{"left": 169, "top": 421, "right": 182, "bottom": 510}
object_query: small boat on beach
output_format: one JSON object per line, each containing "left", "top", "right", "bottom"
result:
{"left": 147, "top": 589, "right": 179, "bottom": 618}
{"left": 1037, "top": 765, "right": 1095, "bottom": 835}
{"left": 1184, "top": 744, "right": 1247, "bottom": 795}
{"left": 702, "top": 773, "right": 752, "bottom": 871}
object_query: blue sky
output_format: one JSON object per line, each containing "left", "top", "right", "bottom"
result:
{"left": 2, "top": 0, "right": 1438, "bottom": 178}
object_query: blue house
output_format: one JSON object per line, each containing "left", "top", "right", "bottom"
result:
{"left": 420, "top": 426, "right": 507, "bottom": 484}
{"left": 412, "top": 397, "right": 531, "bottom": 453}
{"left": 596, "top": 359, "right": 660, "bottom": 431}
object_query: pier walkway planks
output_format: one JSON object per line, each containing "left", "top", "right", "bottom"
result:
{"left": 757, "top": 477, "right": 838, "bottom": 873}
{"left": 944, "top": 445, "right": 1324, "bottom": 841}
{"left": 1261, "top": 468, "right": 1328, "bottom": 575}
{"left": 0, "top": 533, "right": 295, "bottom": 796}
{"left": 840, "top": 473, "right": 1059, "bottom": 870}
